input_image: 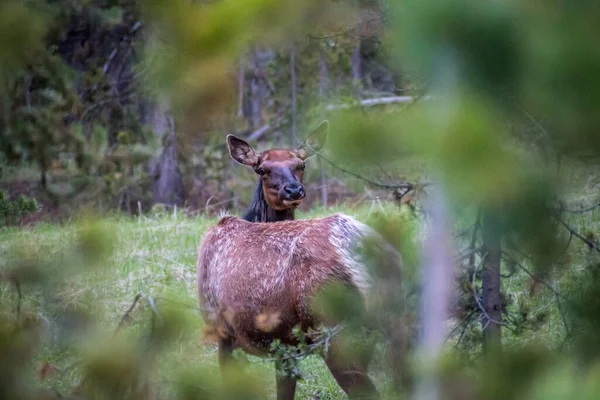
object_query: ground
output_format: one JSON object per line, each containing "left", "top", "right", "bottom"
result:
{"left": 1, "top": 188, "right": 595, "bottom": 398}
{"left": 0, "top": 204, "right": 415, "bottom": 399}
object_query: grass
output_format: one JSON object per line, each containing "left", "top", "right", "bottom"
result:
{"left": 0, "top": 204, "right": 418, "bottom": 399}
{"left": 1, "top": 188, "right": 598, "bottom": 399}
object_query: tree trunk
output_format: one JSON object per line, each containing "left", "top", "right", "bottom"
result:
{"left": 351, "top": 41, "right": 363, "bottom": 95}
{"left": 145, "top": 100, "right": 185, "bottom": 207}
{"left": 237, "top": 57, "right": 245, "bottom": 117}
{"left": 152, "top": 128, "right": 184, "bottom": 207}
{"left": 290, "top": 45, "right": 297, "bottom": 146}
{"left": 40, "top": 165, "right": 47, "bottom": 189}
{"left": 247, "top": 48, "right": 269, "bottom": 131}
{"left": 415, "top": 184, "right": 453, "bottom": 398}
{"left": 319, "top": 49, "right": 329, "bottom": 97}
{"left": 481, "top": 210, "right": 502, "bottom": 356}
{"left": 319, "top": 49, "right": 328, "bottom": 208}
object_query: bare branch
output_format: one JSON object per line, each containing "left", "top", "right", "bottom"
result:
{"left": 454, "top": 246, "right": 482, "bottom": 264}
{"left": 14, "top": 279, "right": 22, "bottom": 322}
{"left": 246, "top": 124, "right": 271, "bottom": 142}
{"left": 468, "top": 211, "right": 481, "bottom": 271}
{"left": 306, "top": 15, "right": 386, "bottom": 41}
{"left": 116, "top": 293, "right": 143, "bottom": 332}
{"left": 247, "top": 96, "right": 434, "bottom": 142}
{"left": 556, "top": 201, "right": 600, "bottom": 214}
{"left": 317, "top": 152, "right": 427, "bottom": 191}
{"left": 501, "top": 252, "right": 571, "bottom": 337}
{"left": 447, "top": 309, "right": 477, "bottom": 348}
{"left": 554, "top": 214, "right": 600, "bottom": 253}
{"left": 102, "top": 49, "right": 119, "bottom": 76}
{"left": 325, "top": 95, "right": 433, "bottom": 111}
{"left": 130, "top": 21, "right": 143, "bottom": 35}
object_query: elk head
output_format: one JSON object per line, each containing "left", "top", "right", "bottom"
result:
{"left": 227, "top": 120, "right": 328, "bottom": 212}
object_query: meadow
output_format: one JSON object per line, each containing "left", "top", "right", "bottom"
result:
{"left": 1, "top": 204, "right": 416, "bottom": 399}
{"left": 1, "top": 190, "right": 597, "bottom": 399}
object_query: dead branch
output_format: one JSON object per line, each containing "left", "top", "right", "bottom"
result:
{"left": 144, "top": 294, "right": 163, "bottom": 324}
{"left": 247, "top": 123, "right": 272, "bottom": 142}
{"left": 325, "top": 95, "right": 433, "bottom": 111}
{"left": 14, "top": 278, "right": 22, "bottom": 322}
{"left": 307, "top": 15, "right": 386, "bottom": 41}
{"left": 501, "top": 252, "right": 571, "bottom": 337}
{"left": 556, "top": 200, "right": 600, "bottom": 214}
{"left": 469, "top": 212, "right": 482, "bottom": 271}
{"left": 317, "top": 152, "right": 427, "bottom": 191}
{"left": 116, "top": 293, "right": 143, "bottom": 332}
{"left": 247, "top": 96, "right": 433, "bottom": 142}
{"left": 554, "top": 214, "right": 600, "bottom": 253}
{"left": 447, "top": 309, "right": 477, "bottom": 348}
{"left": 454, "top": 246, "right": 482, "bottom": 264}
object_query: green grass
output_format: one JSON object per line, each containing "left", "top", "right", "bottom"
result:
{"left": 0, "top": 204, "right": 418, "bottom": 399}
{"left": 1, "top": 190, "right": 598, "bottom": 399}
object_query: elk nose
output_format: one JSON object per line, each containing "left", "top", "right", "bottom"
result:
{"left": 284, "top": 183, "right": 305, "bottom": 200}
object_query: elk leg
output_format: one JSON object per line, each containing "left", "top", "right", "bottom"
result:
{"left": 218, "top": 336, "right": 235, "bottom": 368}
{"left": 324, "top": 344, "right": 379, "bottom": 400}
{"left": 275, "top": 372, "right": 297, "bottom": 400}
{"left": 218, "top": 336, "right": 244, "bottom": 393}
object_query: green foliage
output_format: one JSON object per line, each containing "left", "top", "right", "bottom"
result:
{"left": 0, "top": 191, "right": 40, "bottom": 226}
{"left": 4, "top": 0, "right": 600, "bottom": 398}
{"left": 0, "top": 0, "right": 51, "bottom": 75}
{"left": 0, "top": 0, "right": 161, "bottom": 212}
{"left": 269, "top": 325, "right": 340, "bottom": 381}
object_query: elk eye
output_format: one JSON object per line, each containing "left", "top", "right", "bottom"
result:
{"left": 257, "top": 167, "right": 266, "bottom": 175}
{"left": 300, "top": 162, "right": 306, "bottom": 171}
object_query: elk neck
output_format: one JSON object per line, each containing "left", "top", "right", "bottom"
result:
{"left": 242, "top": 180, "right": 295, "bottom": 222}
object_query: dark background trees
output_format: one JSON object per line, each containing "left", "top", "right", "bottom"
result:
{"left": 1, "top": 0, "right": 408, "bottom": 221}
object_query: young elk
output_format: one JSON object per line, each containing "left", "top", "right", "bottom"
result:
{"left": 226, "top": 120, "right": 329, "bottom": 222}
{"left": 197, "top": 122, "right": 405, "bottom": 399}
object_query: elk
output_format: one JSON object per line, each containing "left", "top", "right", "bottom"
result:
{"left": 226, "top": 120, "right": 329, "bottom": 223}
{"left": 197, "top": 122, "right": 405, "bottom": 399}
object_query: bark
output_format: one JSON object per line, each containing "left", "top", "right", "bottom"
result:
{"left": 351, "top": 41, "right": 363, "bottom": 96}
{"left": 145, "top": 100, "right": 185, "bottom": 207}
{"left": 319, "top": 49, "right": 329, "bottom": 98}
{"left": 246, "top": 48, "right": 272, "bottom": 130}
{"left": 481, "top": 210, "right": 502, "bottom": 355}
{"left": 319, "top": 50, "right": 329, "bottom": 208}
{"left": 40, "top": 166, "right": 47, "bottom": 189}
{"left": 351, "top": 42, "right": 363, "bottom": 81}
{"left": 152, "top": 129, "right": 184, "bottom": 207}
{"left": 237, "top": 58, "right": 245, "bottom": 117}
{"left": 415, "top": 184, "right": 453, "bottom": 399}
{"left": 290, "top": 45, "right": 297, "bottom": 146}
{"left": 249, "top": 73, "right": 264, "bottom": 130}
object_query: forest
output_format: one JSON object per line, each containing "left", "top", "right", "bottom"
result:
{"left": 2, "top": 0, "right": 600, "bottom": 399}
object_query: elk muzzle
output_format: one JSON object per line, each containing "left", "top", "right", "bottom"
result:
{"left": 281, "top": 182, "right": 305, "bottom": 203}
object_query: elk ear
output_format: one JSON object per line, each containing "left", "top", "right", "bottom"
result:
{"left": 227, "top": 135, "right": 259, "bottom": 167}
{"left": 298, "top": 120, "right": 328, "bottom": 160}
